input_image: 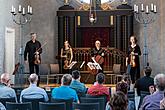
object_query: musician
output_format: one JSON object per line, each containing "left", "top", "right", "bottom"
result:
{"left": 126, "top": 35, "right": 141, "bottom": 84}
{"left": 61, "top": 41, "right": 73, "bottom": 73}
{"left": 91, "top": 40, "right": 105, "bottom": 73}
{"left": 24, "top": 33, "right": 42, "bottom": 75}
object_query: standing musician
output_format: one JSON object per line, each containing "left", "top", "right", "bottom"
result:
{"left": 126, "top": 35, "right": 141, "bottom": 84}
{"left": 24, "top": 33, "right": 42, "bottom": 75}
{"left": 91, "top": 40, "right": 105, "bottom": 73}
{"left": 61, "top": 41, "right": 73, "bottom": 73}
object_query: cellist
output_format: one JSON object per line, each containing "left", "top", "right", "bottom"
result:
{"left": 91, "top": 40, "right": 105, "bottom": 73}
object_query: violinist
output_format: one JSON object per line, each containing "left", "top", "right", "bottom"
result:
{"left": 91, "top": 40, "right": 105, "bottom": 73}
{"left": 126, "top": 35, "right": 141, "bottom": 84}
{"left": 61, "top": 41, "right": 73, "bottom": 73}
{"left": 24, "top": 33, "right": 42, "bottom": 75}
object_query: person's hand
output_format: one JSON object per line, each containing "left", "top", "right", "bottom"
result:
{"left": 36, "top": 51, "right": 39, "bottom": 55}
{"left": 131, "top": 52, "right": 134, "bottom": 55}
{"left": 101, "top": 53, "right": 104, "bottom": 56}
{"left": 25, "top": 60, "right": 28, "bottom": 64}
{"left": 160, "top": 98, "right": 165, "bottom": 109}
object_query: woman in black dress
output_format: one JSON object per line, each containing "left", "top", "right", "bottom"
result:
{"left": 126, "top": 36, "right": 141, "bottom": 84}
{"left": 61, "top": 41, "right": 73, "bottom": 74}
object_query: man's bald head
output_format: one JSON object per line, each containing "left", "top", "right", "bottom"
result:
{"left": 1, "top": 73, "right": 10, "bottom": 85}
{"left": 28, "top": 73, "right": 38, "bottom": 84}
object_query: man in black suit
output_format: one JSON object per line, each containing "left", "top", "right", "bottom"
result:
{"left": 24, "top": 33, "right": 42, "bottom": 75}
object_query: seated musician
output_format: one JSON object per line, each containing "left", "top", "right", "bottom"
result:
{"left": 90, "top": 40, "right": 105, "bottom": 73}
{"left": 61, "top": 41, "right": 73, "bottom": 74}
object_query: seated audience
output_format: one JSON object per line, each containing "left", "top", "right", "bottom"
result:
{"left": 140, "top": 73, "right": 165, "bottom": 109}
{"left": 160, "top": 97, "right": 165, "bottom": 109}
{"left": 0, "top": 102, "right": 6, "bottom": 110}
{"left": 109, "top": 91, "right": 128, "bottom": 110}
{"left": 0, "top": 73, "right": 17, "bottom": 101}
{"left": 121, "top": 73, "right": 131, "bottom": 90}
{"left": 20, "top": 73, "right": 48, "bottom": 102}
{"left": 106, "top": 81, "right": 135, "bottom": 110}
{"left": 135, "top": 66, "right": 154, "bottom": 96}
{"left": 70, "top": 70, "right": 87, "bottom": 96}
{"left": 87, "top": 73, "right": 110, "bottom": 101}
{"left": 52, "top": 74, "right": 79, "bottom": 103}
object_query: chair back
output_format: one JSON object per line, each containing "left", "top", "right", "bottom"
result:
{"left": 50, "top": 64, "right": 59, "bottom": 74}
{"left": 39, "top": 64, "right": 50, "bottom": 75}
{"left": 113, "top": 64, "right": 121, "bottom": 74}
{"left": 22, "top": 96, "right": 44, "bottom": 110}
{"left": 73, "top": 103, "right": 99, "bottom": 110}
{"left": 39, "top": 102, "right": 66, "bottom": 110}
{"left": 85, "top": 94, "right": 107, "bottom": 108}
{"left": 51, "top": 98, "right": 73, "bottom": 110}
{"left": 6, "top": 102, "right": 32, "bottom": 110}
{"left": 0, "top": 97, "right": 16, "bottom": 107}
{"left": 80, "top": 97, "right": 104, "bottom": 110}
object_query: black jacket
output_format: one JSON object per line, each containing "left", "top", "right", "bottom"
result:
{"left": 24, "top": 40, "right": 42, "bottom": 62}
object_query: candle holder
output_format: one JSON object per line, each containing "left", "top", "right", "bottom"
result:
{"left": 89, "top": 0, "right": 97, "bottom": 24}
{"left": 11, "top": 5, "right": 32, "bottom": 85}
{"left": 134, "top": 3, "right": 157, "bottom": 68}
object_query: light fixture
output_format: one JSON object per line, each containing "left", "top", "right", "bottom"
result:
{"left": 89, "top": 0, "right": 97, "bottom": 24}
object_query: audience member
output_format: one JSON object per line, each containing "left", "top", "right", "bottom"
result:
{"left": 0, "top": 102, "right": 6, "bottom": 110}
{"left": 0, "top": 73, "right": 17, "bottom": 101}
{"left": 106, "top": 81, "right": 135, "bottom": 110}
{"left": 135, "top": 66, "right": 154, "bottom": 96}
{"left": 70, "top": 70, "right": 87, "bottom": 97}
{"left": 121, "top": 73, "right": 131, "bottom": 90}
{"left": 109, "top": 91, "right": 128, "bottom": 110}
{"left": 140, "top": 73, "right": 165, "bottom": 109}
{"left": 20, "top": 73, "right": 48, "bottom": 102}
{"left": 87, "top": 73, "right": 110, "bottom": 101}
{"left": 52, "top": 74, "right": 79, "bottom": 103}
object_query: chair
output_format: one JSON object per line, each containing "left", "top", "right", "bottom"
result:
{"left": 80, "top": 97, "right": 104, "bottom": 110}
{"left": 39, "top": 64, "right": 50, "bottom": 84}
{"left": 113, "top": 64, "right": 121, "bottom": 74}
{"left": 73, "top": 103, "right": 99, "bottom": 110}
{"left": 6, "top": 102, "right": 32, "bottom": 110}
{"left": 39, "top": 102, "right": 66, "bottom": 110}
{"left": 0, "top": 97, "right": 16, "bottom": 107}
{"left": 85, "top": 94, "right": 107, "bottom": 110}
{"left": 47, "top": 64, "right": 63, "bottom": 84}
{"left": 51, "top": 98, "right": 73, "bottom": 110}
{"left": 22, "top": 96, "right": 44, "bottom": 110}
{"left": 127, "top": 91, "right": 135, "bottom": 102}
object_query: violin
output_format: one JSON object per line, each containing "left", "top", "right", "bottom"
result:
{"left": 63, "top": 60, "right": 69, "bottom": 69}
{"left": 130, "top": 50, "right": 136, "bottom": 67}
{"left": 34, "top": 52, "right": 41, "bottom": 65}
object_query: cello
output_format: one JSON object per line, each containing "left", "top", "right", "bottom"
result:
{"left": 88, "top": 56, "right": 103, "bottom": 75}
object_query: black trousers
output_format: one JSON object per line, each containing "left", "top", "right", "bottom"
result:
{"left": 29, "top": 61, "right": 40, "bottom": 86}
{"left": 130, "top": 66, "right": 140, "bottom": 84}
{"left": 29, "top": 61, "right": 39, "bottom": 74}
